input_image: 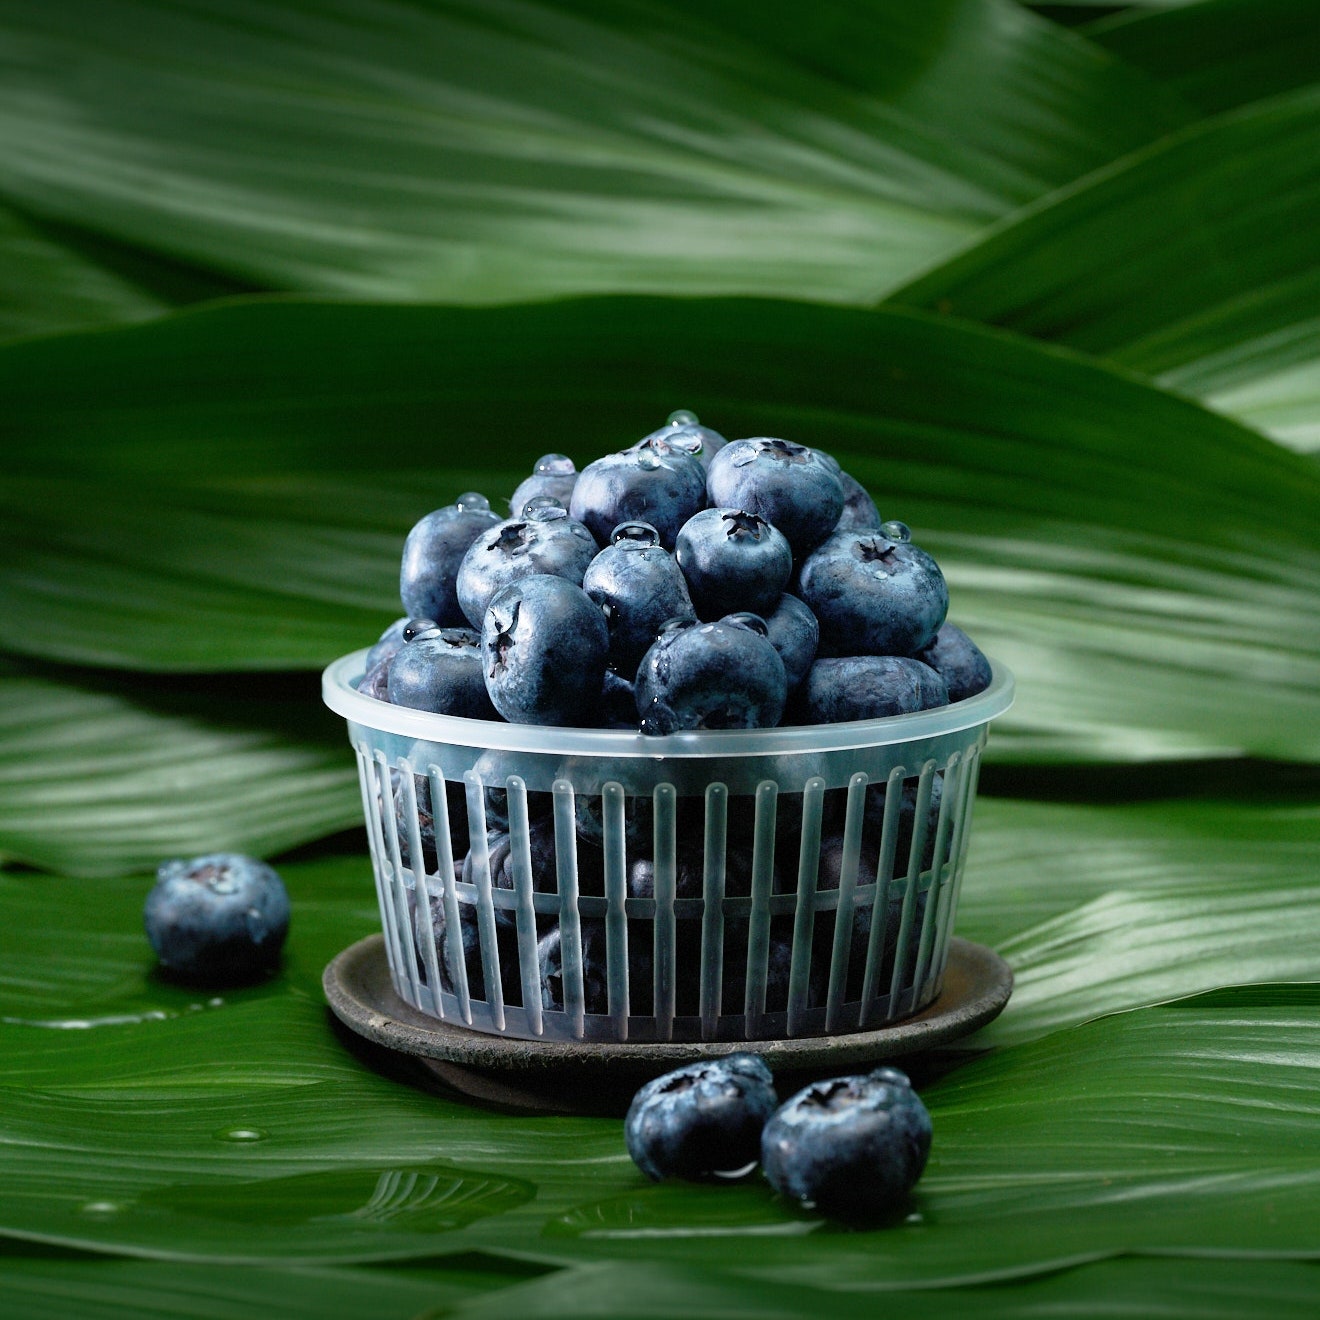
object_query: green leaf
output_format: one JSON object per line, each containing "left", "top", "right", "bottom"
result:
{"left": 0, "top": 660, "right": 360, "bottom": 877}
{"left": 0, "top": 0, "right": 1190, "bottom": 306}
{"left": 2, "top": 793, "right": 1318, "bottom": 1278}
{"left": 0, "top": 204, "right": 166, "bottom": 341}
{"left": 889, "top": 88, "right": 1320, "bottom": 451}
{"left": 0, "top": 1258, "right": 526, "bottom": 1320}
{"left": 2, "top": 298, "right": 1317, "bottom": 763}
{"left": 439, "top": 1256, "right": 1320, "bottom": 1320}
{"left": 1089, "top": 0, "right": 1320, "bottom": 115}
{"left": 959, "top": 789, "right": 1320, "bottom": 1042}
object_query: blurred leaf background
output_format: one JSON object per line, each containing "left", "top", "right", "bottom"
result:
{"left": 1, "top": 1, "right": 1317, "bottom": 1315}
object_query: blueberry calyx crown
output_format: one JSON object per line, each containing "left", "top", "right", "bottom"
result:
{"left": 721, "top": 510, "right": 769, "bottom": 540}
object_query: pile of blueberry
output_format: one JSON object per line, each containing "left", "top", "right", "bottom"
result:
{"left": 360, "top": 414, "right": 993, "bottom": 1022}
{"left": 359, "top": 411, "right": 991, "bottom": 735}
{"left": 626, "top": 1053, "right": 932, "bottom": 1222}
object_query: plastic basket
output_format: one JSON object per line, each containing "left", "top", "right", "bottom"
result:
{"left": 322, "top": 652, "right": 1013, "bottom": 1044}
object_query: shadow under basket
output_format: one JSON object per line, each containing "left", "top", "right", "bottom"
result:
{"left": 322, "top": 652, "right": 1014, "bottom": 1046}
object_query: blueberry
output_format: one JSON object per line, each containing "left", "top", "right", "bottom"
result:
{"left": 706, "top": 439, "right": 843, "bottom": 559}
{"left": 455, "top": 503, "right": 598, "bottom": 629}
{"left": 400, "top": 494, "right": 503, "bottom": 627}
{"left": 481, "top": 575, "right": 610, "bottom": 726}
{"left": 569, "top": 439, "right": 707, "bottom": 550}
{"left": 913, "top": 622, "right": 992, "bottom": 703}
{"left": 582, "top": 522, "right": 696, "bottom": 675}
{"left": 675, "top": 508, "right": 792, "bottom": 619}
{"left": 861, "top": 773, "right": 944, "bottom": 866}
{"left": 144, "top": 853, "right": 290, "bottom": 984}
{"left": 634, "top": 616, "right": 787, "bottom": 735}
{"left": 794, "top": 656, "right": 948, "bottom": 724}
{"left": 510, "top": 453, "right": 579, "bottom": 517}
{"left": 387, "top": 627, "right": 500, "bottom": 720}
{"left": 357, "top": 655, "right": 392, "bottom": 702}
{"left": 634, "top": 410, "right": 729, "bottom": 471}
{"left": 762, "top": 594, "right": 819, "bottom": 693}
{"left": 414, "top": 889, "right": 487, "bottom": 998}
{"left": 469, "top": 748, "right": 555, "bottom": 834}
{"left": 835, "top": 471, "right": 883, "bottom": 530}
{"left": 627, "top": 834, "right": 755, "bottom": 903}
{"left": 625, "top": 1054, "right": 778, "bottom": 1181}
{"left": 797, "top": 527, "right": 948, "bottom": 657}
{"left": 538, "top": 917, "right": 653, "bottom": 1016}
{"left": 800, "top": 832, "right": 929, "bottom": 1004}
{"left": 365, "top": 616, "right": 409, "bottom": 670}
{"left": 387, "top": 768, "right": 469, "bottom": 871}
{"left": 599, "top": 669, "right": 641, "bottom": 730}
{"left": 468, "top": 817, "right": 604, "bottom": 905}
{"left": 761, "top": 1068, "right": 932, "bottom": 1220}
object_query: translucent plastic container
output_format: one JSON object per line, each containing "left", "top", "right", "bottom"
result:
{"left": 323, "top": 652, "right": 1013, "bottom": 1044}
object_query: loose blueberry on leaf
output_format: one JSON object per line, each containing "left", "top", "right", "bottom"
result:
{"left": 144, "top": 853, "right": 290, "bottom": 985}
{"left": 635, "top": 615, "right": 787, "bottom": 734}
{"left": 481, "top": 575, "right": 610, "bottom": 727}
{"left": 706, "top": 439, "right": 843, "bottom": 559}
{"left": 795, "top": 656, "right": 948, "bottom": 725}
{"left": 797, "top": 527, "right": 948, "bottom": 657}
{"left": 913, "top": 622, "right": 992, "bottom": 703}
{"left": 400, "top": 495, "right": 503, "bottom": 628}
{"left": 570, "top": 441, "right": 708, "bottom": 550}
{"left": 510, "top": 453, "right": 579, "bottom": 516}
{"left": 625, "top": 1054, "right": 779, "bottom": 1182}
{"left": 456, "top": 508, "right": 599, "bottom": 629}
{"left": 582, "top": 521, "right": 696, "bottom": 676}
{"left": 387, "top": 627, "right": 500, "bottom": 720}
{"left": 761, "top": 1067, "right": 933, "bottom": 1221}
{"left": 675, "top": 507, "right": 792, "bottom": 619}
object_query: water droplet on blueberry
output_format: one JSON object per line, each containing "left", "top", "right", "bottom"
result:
{"left": 722, "top": 612, "right": 769, "bottom": 637}
{"left": 658, "top": 617, "right": 694, "bottom": 636}
{"left": 522, "top": 495, "right": 569, "bottom": 522}
{"left": 881, "top": 519, "right": 912, "bottom": 543}
{"left": 611, "top": 521, "right": 661, "bottom": 549}
{"left": 534, "top": 453, "right": 576, "bottom": 475}
{"left": 402, "top": 618, "right": 439, "bottom": 643}
{"left": 454, "top": 492, "right": 490, "bottom": 512}
{"left": 667, "top": 409, "right": 699, "bottom": 427}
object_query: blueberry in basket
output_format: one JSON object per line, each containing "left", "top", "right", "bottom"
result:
{"left": 144, "top": 853, "right": 290, "bottom": 985}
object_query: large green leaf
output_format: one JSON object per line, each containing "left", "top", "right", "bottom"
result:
{"left": 0, "top": 204, "right": 165, "bottom": 341}
{"left": 2, "top": 298, "right": 1317, "bottom": 763}
{"left": 2, "top": 792, "right": 1318, "bottom": 1279}
{"left": 1089, "top": 0, "right": 1320, "bottom": 115}
{"left": 0, "top": 0, "right": 1190, "bottom": 308}
{"left": 440, "top": 1256, "right": 1320, "bottom": 1319}
{"left": 0, "top": 1258, "right": 529, "bottom": 1320}
{"left": 0, "top": 660, "right": 359, "bottom": 877}
{"left": 890, "top": 88, "right": 1320, "bottom": 451}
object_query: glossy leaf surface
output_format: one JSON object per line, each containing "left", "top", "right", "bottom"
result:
{"left": 891, "top": 88, "right": 1320, "bottom": 450}
{"left": 0, "top": 0, "right": 1189, "bottom": 311}
{"left": 0, "top": 661, "right": 358, "bottom": 877}
{"left": 1, "top": 298, "right": 1317, "bottom": 763}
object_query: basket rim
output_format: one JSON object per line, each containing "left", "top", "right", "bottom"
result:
{"left": 322, "top": 649, "right": 1014, "bottom": 759}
